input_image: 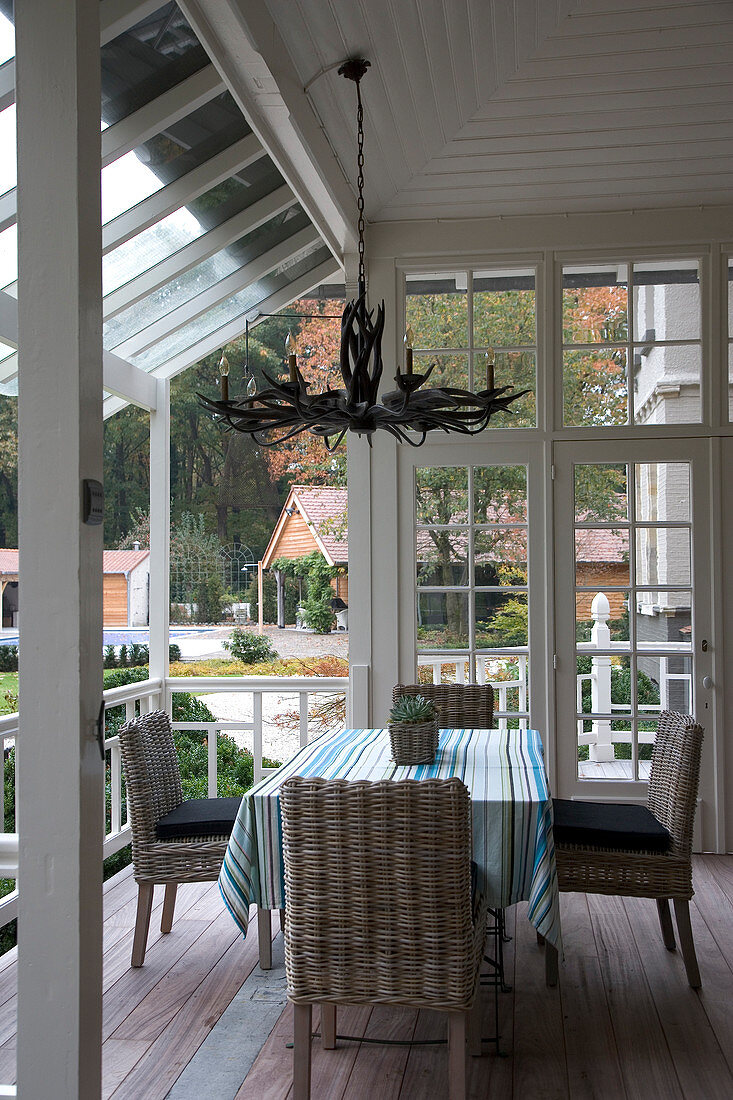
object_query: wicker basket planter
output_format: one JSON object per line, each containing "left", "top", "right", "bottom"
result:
{"left": 389, "top": 718, "right": 439, "bottom": 766}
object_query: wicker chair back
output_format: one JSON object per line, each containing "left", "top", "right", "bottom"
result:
{"left": 119, "top": 709, "right": 183, "bottom": 850}
{"left": 392, "top": 683, "right": 494, "bottom": 728}
{"left": 647, "top": 710, "right": 704, "bottom": 857}
{"left": 281, "top": 776, "right": 485, "bottom": 1012}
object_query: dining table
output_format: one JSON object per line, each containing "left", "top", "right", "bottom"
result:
{"left": 219, "top": 724, "right": 562, "bottom": 966}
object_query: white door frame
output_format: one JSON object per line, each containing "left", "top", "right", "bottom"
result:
{"left": 552, "top": 437, "right": 718, "bottom": 850}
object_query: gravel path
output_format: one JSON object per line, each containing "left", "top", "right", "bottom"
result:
{"left": 194, "top": 626, "right": 349, "bottom": 764}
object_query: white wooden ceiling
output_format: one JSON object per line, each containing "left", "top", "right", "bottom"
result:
{"left": 259, "top": 0, "right": 733, "bottom": 221}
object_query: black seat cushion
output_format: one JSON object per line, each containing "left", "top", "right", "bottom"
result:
{"left": 552, "top": 799, "right": 671, "bottom": 853}
{"left": 156, "top": 797, "right": 241, "bottom": 841}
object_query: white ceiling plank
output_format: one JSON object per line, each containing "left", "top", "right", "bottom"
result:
{"left": 0, "top": 191, "right": 15, "bottom": 236}
{"left": 102, "top": 350, "right": 158, "bottom": 410}
{"left": 465, "top": 89, "right": 733, "bottom": 127}
{"left": 415, "top": 0, "right": 462, "bottom": 141}
{"left": 147, "top": 256, "right": 340, "bottom": 383}
{"left": 101, "top": 64, "right": 226, "bottom": 166}
{"left": 487, "top": 63, "right": 733, "bottom": 102}
{"left": 0, "top": 59, "right": 14, "bottom": 112}
{"left": 451, "top": 112, "right": 733, "bottom": 151}
{"left": 103, "top": 183, "right": 295, "bottom": 319}
{"left": 519, "top": 41, "right": 733, "bottom": 81}
{"left": 102, "top": 133, "right": 265, "bottom": 252}
{"left": 100, "top": 0, "right": 166, "bottom": 46}
{"left": 113, "top": 225, "right": 321, "bottom": 358}
{"left": 179, "top": 0, "right": 357, "bottom": 260}
{"left": 561, "top": 2, "right": 733, "bottom": 38}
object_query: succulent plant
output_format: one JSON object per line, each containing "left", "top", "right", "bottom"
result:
{"left": 389, "top": 694, "right": 438, "bottom": 725}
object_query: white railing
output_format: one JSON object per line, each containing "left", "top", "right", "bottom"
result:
{"left": 418, "top": 651, "right": 529, "bottom": 730}
{"left": 167, "top": 675, "right": 348, "bottom": 787}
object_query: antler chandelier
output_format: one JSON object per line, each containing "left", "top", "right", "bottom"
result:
{"left": 198, "top": 58, "right": 526, "bottom": 449}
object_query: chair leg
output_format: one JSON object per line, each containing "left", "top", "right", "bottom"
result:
{"left": 321, "top": 1003, "right": 336, "bottom": 1049}
{"left": 536, "top": 931, "right": 545, "bottom": 947}
{"left": 673, "top": 899, "right": 702, "bottom": 989}
{"left": 258, "top": 906, "right": 272, "bottom": 970}
{"left": 447, "top": 1012, "right": 467, "bottom": 1100}
{"left": 293, "top": 1003, "right": 312, "bottom": 1100}
{"left": 545, "top": 942, "right": 559, "bottom": 987}
{"left": 656, "top": 898, "right": 676, "bottom": 951}
{"left": 161, "top": 883, "right": 177, "bottom": 934}
{"left": 280, "top": 907, "right": 286, "bottom": 933}
{"left": 131, "top": 882, "right": 154, "bottom": 967}
{"left": 468, "top": 996, "right": 482, "bottom": 1058}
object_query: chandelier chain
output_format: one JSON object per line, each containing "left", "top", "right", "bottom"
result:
{"left": 356, "top": 76, "right": 366, "bottom": 290}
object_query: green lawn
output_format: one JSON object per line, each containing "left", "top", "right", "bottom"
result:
{"left": 0, "top": 672, "right": 18, "bottom": 714}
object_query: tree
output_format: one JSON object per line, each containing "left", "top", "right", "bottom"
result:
{"left": 0, "top": 397, "right": 17, "bottom": 546}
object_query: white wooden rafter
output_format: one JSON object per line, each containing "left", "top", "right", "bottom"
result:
{"left": 0, "top": 59, "right": 14, "bottom": 112}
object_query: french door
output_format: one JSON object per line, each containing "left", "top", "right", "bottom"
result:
{"left": 553, "top": 438, "right": 713, "bottom": 812}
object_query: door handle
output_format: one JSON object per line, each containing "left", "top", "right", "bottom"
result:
{"left": 702, "top": 676, "right": 712, "bottom": 690}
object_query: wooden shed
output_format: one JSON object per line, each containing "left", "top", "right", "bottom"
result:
{"left": 0, "top": 548, "right": 150, "bottom": 629}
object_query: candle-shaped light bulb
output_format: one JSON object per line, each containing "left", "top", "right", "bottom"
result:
{"left": 218, "top": 352, "right": 230, "bottom": 400}
{"left": 285, "top": 331, "right": 297, "bottom": 382}
{"left": 485, "top": 348, "right": 495, "bottom": 391}
{"left": 404, "top": 325, "right": 414, "bottom": 374}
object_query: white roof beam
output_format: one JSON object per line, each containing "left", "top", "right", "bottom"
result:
{"left": 0, "top": 59, "right": 14, "bottom": 112}
{"left": 100, "top": 0, "right": 167, "bottom": 46}
{"left": 102, "top": 350, "right": 158, "bottom": 410}
{"left": 102, "top": 132, "right": 265, "bottom": 252}
{"left": 103, "top": 182, "right": 294, "bottom": 318}
{"left": 102, "top": 64, "right": 225, "bottom": 166}
{"left": 0, "top": 191, "right": 14, "bottom": 235}
{"left": 114, "top": 224, "right": 321, "bottom": 358}
{"left": 179, "top": 0, "right": 355, "bottom": 263}
{"left": 149, "top": 255, "right": 340, "bottom": 382}
{"left": 0, "top": 290, "right": 18, "bottom": 347}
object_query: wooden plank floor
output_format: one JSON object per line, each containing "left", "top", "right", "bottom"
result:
{"left": 0, "top": 856, "right": 731, "bottom": 1097}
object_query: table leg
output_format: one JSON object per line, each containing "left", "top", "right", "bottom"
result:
{"left": 258, "top": 906, "right": 272, "bottom": 970}
{"left": 545, "top": 942, "right": 559, "bottom": 987}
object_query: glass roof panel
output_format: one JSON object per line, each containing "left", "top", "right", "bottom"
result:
{"left": 128, "top": 242, "right": 332, "bottom": 372}
{"left": 102, "top": 157, "right": 284, "bottom": 295}
{"left": 0, "top": 225, "right": 16, "bottom": 291}
{"left": 0, "top": 10, "right": 13, "bottom": 64}
{"left": 0, "top": 104, "right": 15, "bottom": 196}
{"left": 103, "top": 205, "right": 310, "bottom": 349}
{"left": 101, "top": 4, "right": 208, "bottom": 127}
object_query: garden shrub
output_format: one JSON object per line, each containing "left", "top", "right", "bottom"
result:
{"left": 0, "top": 648, "right": 18, "bottom": 673}
{"left": 223, "top": 628, "right": 278, "bottom": 664}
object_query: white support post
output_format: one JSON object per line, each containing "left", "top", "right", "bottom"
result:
{"left": 589, "top": 593, "right": 615, "bottom": 763}
{"left": 149, "top": 378, "right": 171, "bottom": 696}
{"left": 16, "top": 2, "right": 104, "bottom": 1097}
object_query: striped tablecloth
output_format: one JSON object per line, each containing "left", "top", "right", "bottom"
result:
{"left": 219, "top": 726, "right": 562, "bottom": 950}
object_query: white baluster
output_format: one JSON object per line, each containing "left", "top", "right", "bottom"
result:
{"left": 590, "top": 593, "right": 615, "bottom": 762}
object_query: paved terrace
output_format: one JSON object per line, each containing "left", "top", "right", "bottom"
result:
{"left": 0, "top": 856, "right": 731, "bottom": 1098}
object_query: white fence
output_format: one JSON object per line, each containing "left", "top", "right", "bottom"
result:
{"left": 418, "top": 650, "right": 529, "bottom": 730}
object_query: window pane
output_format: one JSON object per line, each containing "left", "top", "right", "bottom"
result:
{"left": 489, "top": 351, "right": 536, "bottom": 428}
{"left": 633, "top": 261, "right": 700, "bottom": 341}
{"left": 475, "top": 592, "right": 528, "bottom": 648}
{"left": 0, "top": 224, "right": 16, "bottom": 292}
{"left": 416, "top": 530, "right": 468, "bottom": 586}
{"left": 474, "top": 465, "right": 527, "bottom": 521}
{"left": 416, "top": 467, "right": 468, "bottom": 525}
{"left": 406, "top": 272, "right": 468, "bottom": 348}
{"left": 576, "top": 656, "right": 632, "bottom": 718}
{"left": 564, "top": 349, "right": 627, "bottom": 426}
{"left": 635, "top": 528, "right": 690, "bottom": 586}
{"left": 633, "top": 344, "right": 701, "bottom": 425}
{"left": 636, "top": 590, "right": 692, "bottom": 647}
{"left": 574, "top": 463, "right": 628, "bottom": 522}
{"left": 417, "top": 592, "right": 469, "bottom": 649}
{"left": 634, "top": 463, "right": 690, "bottom": 522}
{"left": 475, "top": 529, "right": 527, "bottom": 586}
{"left": 637, "top": 656, "right": 692, "bottom": 714}
{"left": 576, "top": 592, "right": 629, "bottom": 642}
{"left": 476, "top": 655, "right": 529, "bottom": 720}
{"left": 637, "top": 718, "right": 657, "bottom": 780}
{"left": 0, "top": 105, "right": 15, "bottom": 197}
{"left": 575, "top": 529, "right": 630, "bottom": 587}
{"left": 473, "top": 268, "right": 535, "bottom": 346}
{"left": 562, "top": 265, "right": 628, "bottom": 343}
{"left": 413, "top": 353, "right": 468, "bottom": 389}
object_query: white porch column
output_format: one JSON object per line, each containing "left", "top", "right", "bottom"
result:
{"left": 149, "top": 377, "right": 170, "bottom": 695}
{"left": 16, "top": 1, "right": 104, "bottom": 1097}
{"left": 589, "top": 593, "right": 615, "bottom": 763}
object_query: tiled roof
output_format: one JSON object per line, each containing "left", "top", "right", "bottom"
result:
{"left": 0, "top": 549, "right": 149, "bottom": 575}
{"left": 291, "top": 486, "right": 348, "bottom": 563}
{"left": 575, "top": 528, "right": 628, "bottom": 562}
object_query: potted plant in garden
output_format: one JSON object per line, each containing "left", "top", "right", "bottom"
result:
{"left": 388, "top": 694, "right": 440, "bottom": 766}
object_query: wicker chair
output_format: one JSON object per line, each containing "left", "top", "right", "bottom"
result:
{"left": 281, "top": 776, "right": 488, "bottom": 1100}
{"left": 547, "top": 710, "right": 704, "bottom": 988}
{"left": 392, "top": 682, "right": 494, "bottom": 728}
{"left": 119, "top": 710, "right": 240, "bottom": 967}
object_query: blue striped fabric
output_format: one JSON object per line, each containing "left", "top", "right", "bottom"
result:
{"left": 219, "top": 727, "right": 562, "bottom": 950}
